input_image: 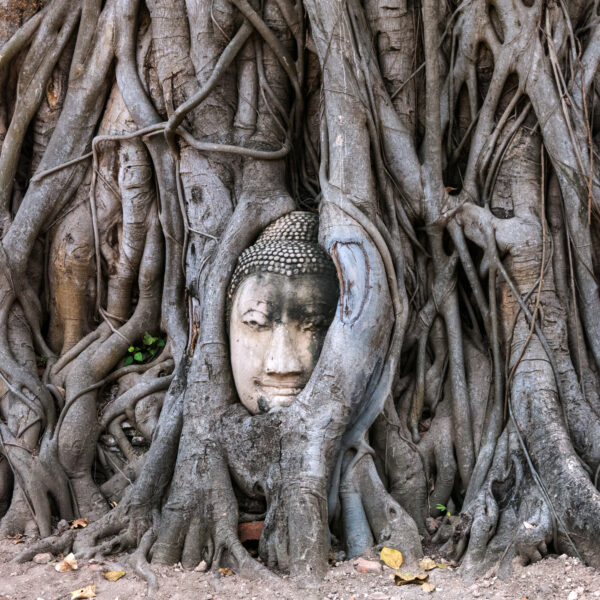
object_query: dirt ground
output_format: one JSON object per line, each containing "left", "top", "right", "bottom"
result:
{"left": 1, "top": 538, "right": 599, "bottom": 600}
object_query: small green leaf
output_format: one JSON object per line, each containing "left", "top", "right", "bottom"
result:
{"left": 128, "top": 346, "right": 135, "bottom": 353}
{"left": 149, "top": 349, "right": 156, "bottom": 356}
{"left": 435, "top": 504, "right": 446, "bottom": 512}
{"left": 143, "top": 332, "right": 158, "bottom": 346}
{"left": 157, "top": 339, "right": 165, "bottom": 348}
{"left": 133, "top": 352, "right": 144, "bottom": 362}
{"left": 124, "top": 356, "right": 134, "bottom": 366}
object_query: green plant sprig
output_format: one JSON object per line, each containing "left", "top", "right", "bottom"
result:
{"left": 123, "top": 332, "right": 166, "bottom": 366}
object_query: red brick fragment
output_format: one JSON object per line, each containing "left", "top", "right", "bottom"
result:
{"left": 238, "top": 520, "right": 264, "bottom": 543}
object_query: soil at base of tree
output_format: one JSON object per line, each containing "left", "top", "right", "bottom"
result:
{"left": 0, "top": 540, "right": 599, "bottom": 600}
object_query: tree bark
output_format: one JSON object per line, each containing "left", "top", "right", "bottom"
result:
{"left": 2, "top": 0, "right": 600, "bottom": 592}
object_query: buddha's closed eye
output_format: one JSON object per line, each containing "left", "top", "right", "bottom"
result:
{"left": 242, "top": 310, "right": 270, "bottom": 330}
{"left": 300, "top": 315, "right": 330, "bottom": 332}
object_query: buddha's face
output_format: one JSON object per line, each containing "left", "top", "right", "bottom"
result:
{"left": 229, "top": 271, "right": 338, "bottom": 414}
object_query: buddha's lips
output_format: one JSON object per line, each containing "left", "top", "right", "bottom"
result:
{"left": 255, "top": 379, "right": 305, "bottom": 395}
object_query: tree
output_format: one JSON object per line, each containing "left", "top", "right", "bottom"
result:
{"left": 1, "top": 0, "right": 600, "bottom": 591}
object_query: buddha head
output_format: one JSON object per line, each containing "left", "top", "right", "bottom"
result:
{"left": 228, "top": 212, "right": 339, "bottom": 414}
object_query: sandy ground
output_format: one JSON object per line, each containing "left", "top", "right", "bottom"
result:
{"left": 1, "top": 539, "right": 599, "bottom": 600}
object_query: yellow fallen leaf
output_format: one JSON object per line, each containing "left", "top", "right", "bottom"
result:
{"left": 419, "top": 557, "right": 437, "bottom": 571}
{"left": 394, "top": 572, "right": 429, "bottom": 586}
{"left": 380, "top": 547, "right": 403, "bottom": 569}
{"left": 55, "top": 553, "right": 78, "bottom": 572}
{"left": 436, "top": 562, "right": 450, "bottom": 569}
{"left": 71, "top": 518, "right": 89, "bottom": 529}
{"left": 103, "top": 570, "right": 126, "bottom": 581}
{"left": 218, "top": 567, "right": 233, "bottom": 576}
{"left": 422, "top": 582, "right": 436, "bottom": 593}
{"left": 70, "top": 585, "right": 96, "bottom": 599}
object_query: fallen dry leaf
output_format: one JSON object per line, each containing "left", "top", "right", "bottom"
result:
{"left": 419, "top": 557, "right": 437, "bottom": 571}
{"left": 10, "top": 534, "right": 24, "bottom": 545}
{"left": 394, "top": 572, "right": 429, "bottom": 586}
{"left": 380, "top": 546, "right": 403, "bottom": 570}
{"left": 218, "top": 567, "right": 233, "bottom": 576}
{"left": 70, "top": 585, "right": 95, "bottom": 599}
{"left": 422, "top": 582, "right": 436, "bottom": 593}
{"left": 103, "top": 570, "right": 126, "bottom": 582}
{"left": 523, "top": 521, "right": 535, "bottom": 530}
{"left": 56, "top": 553, "right": 78, "bottom": 572}
{"left": 436, "top": 562, "right": 450, "bottom": 569}
{"left": 71, "top": 518, "right": 89, "bottom": 529}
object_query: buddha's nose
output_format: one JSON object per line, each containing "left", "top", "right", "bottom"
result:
{"left": 264, "top": 324, "right": 302, "bottom": 375}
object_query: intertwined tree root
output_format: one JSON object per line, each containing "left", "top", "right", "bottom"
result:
{"left": 1, "top": 0, "right": 600, "bottom": 595}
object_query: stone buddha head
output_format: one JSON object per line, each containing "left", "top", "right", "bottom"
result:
{"left": 228, "top": 212, "right": 339, "bottom": 414}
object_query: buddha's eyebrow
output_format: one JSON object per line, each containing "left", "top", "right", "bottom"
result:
{"left": 296, "top": 302, "right": 336, "bottom": 316}
{"left": 240, "top": 299, "right": 273, "bottom": 314}
{"left": 242, "top": 298, "right": 270, "bottom": 309}
{"left": 242, "top": 307, "right": 269, "bottom": 316}
{"left": 301, "top": 300, "right": 334, "bottom": 310}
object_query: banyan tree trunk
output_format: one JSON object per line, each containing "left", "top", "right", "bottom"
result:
{"left": 1, "top": 0, "right": 600, "bottom": 593}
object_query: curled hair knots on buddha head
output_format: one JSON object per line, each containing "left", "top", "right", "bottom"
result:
{"left": 227, "top": 211, "right": 338, "bottom": 315}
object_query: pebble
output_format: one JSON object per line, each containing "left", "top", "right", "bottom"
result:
{"left": 33, "top": 553, "right": 52, "bottom": 564}
{"left": 369, "top": 593, "right": 389, "bottom": 600}
{"left": 56, "top": 519, "right": 70, "bottom": 533}
{"left": 355, "top": 558, "right": 382, "bottom": 574}
{"left": 568, "top": 591, "right": 578, "bottom": 600}
{"left": 195, "top": 560, "right": 208, "bottom": 572}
